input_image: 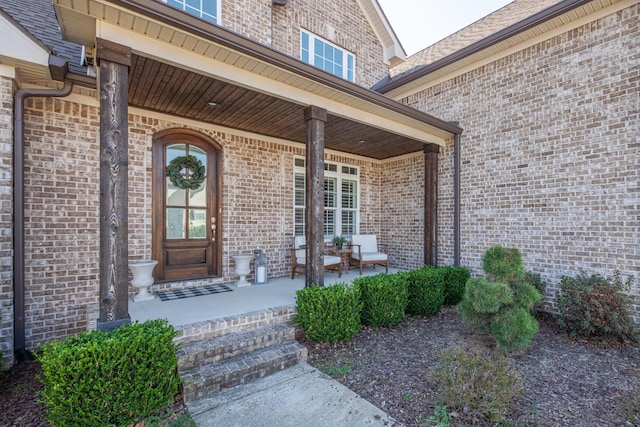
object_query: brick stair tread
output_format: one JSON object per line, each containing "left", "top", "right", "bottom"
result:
{"left": 177, "top": 323, "right": 296, "bottom": 371}
{"left": 181, "top": 341, "right": 308, "bottom": 402}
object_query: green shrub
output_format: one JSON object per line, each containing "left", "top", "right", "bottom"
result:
{"left": 439, "top": 266, "right": 471, "bottom": 306}
{"left": 524, "top": 271, "right": 546, "bottom": 297}
{"left": 463, "top": 277, "right": 513, "bottom": 313}
{"left": 482, "top": 245, "right": 525, "bottom": 283}
{"left": 556, "top": 271, "right": 638, "bottom": 346}
{"left": 38, "top": 319, "right": 180, "bottom": 427}
{"left": 490, "top": 307, "right": 540, "bottom": 351}
{"left": 295, "top": 283, "right": 362, "bottom": 343}
{"left": 511, "top": 281, "right": 542, "bottom": 310}
{"left": 434, "top": 348, "right": 523, "bottom": 424}
{"left": 458, "top": 246, "right": 541, "bottom": 351}
{"left": 354, "top": 273, "right": 408, "bottom": 327}
{"left": 405, "top": 267, "right": 445, "bottom": 317}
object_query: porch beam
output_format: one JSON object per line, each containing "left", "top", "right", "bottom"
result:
{"left": 304, "top": 106, "right": 327, "bottom": 287}
{"left": 96, "top": 38, "right": 132, "bottom": 331}
{"left": 424, "top": 144, "right": 439, "bottom": 266}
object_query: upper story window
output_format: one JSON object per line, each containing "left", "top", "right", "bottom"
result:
{"left": 301, "top": 30, "right": 355, "bottom": 82}
{"left": 162, "top": 0, "right": 220, "bottom": 25}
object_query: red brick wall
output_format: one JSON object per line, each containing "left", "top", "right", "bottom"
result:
{"left": 0, "top": 75, "right": 14, "bottom": 368}
{"left": 400, "top": 4, "right": 640, "bottom": 318}
{"left": 221, "top": 0, "right": 390, "bottom": 87}
{"left": 22, "top": 97, "right": 101, "bottom": 350}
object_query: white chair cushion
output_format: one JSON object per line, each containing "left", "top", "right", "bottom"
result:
{"left": 294, "top": 236, "right": 306, "bottom": 248}
{"left": 351, "top": 235, "right": 379, "bottom": 256}
{"left": 353, "top": 252, "right": 387, "bottom": 262}
{"left": 296, "top": 252, "right": 341, "bottom": 267}
{"left": 323, "top": 255, "right": 341, "bottom": 266}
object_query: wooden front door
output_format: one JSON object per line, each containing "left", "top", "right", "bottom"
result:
{"left": 152, "top": 130, "right": 222, "bottom": 281}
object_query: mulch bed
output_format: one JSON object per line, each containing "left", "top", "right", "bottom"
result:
{"left": 2, "top": 307, "right": 638, "bottom": 426}
{"left": 302, "top": 307, "right": 640, "bottom": 426}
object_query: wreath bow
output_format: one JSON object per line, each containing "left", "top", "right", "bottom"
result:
{"left": 166, "top": 155, "right": 206, "bottom": 190}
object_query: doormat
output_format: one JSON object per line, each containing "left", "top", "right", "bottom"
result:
{"left": 156, "top": 284, "right": 233, "bottom": 301}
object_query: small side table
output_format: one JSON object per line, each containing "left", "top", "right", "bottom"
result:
{"left": 337, "top": 249, "right": 351, "bottom": 275}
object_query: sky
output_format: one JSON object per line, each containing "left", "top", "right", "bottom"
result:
{"left": 377, "top": 0, "right": 514, "bottom": 55}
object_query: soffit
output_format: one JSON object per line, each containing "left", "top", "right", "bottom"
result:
{"left": 128, "top": 54, "right": 427, "bottom": 159}
{"left": 383, "top": 0, "right": 621, "bottom": 99}
{"left": 53, "top": 0, "right": 459, "bottom": 158}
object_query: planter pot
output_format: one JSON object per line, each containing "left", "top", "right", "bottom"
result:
{"left": 129, "top": 260, "right": 158, "bottom": 302}
{"left": 232, "top": 254, "right": 253, "bottom": 287}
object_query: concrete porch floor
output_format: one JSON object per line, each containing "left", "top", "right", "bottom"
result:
{"left": 129, "top": 267, "right": 400, "bottom": 327}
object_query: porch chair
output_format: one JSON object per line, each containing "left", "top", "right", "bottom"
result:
{"left": 350, "top": 234, "right": 388, "bottom": 275}
{"left": 291, "top": 236, "right": 342, "bottom": 279}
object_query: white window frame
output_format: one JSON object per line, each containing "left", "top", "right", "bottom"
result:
{"left": 162, "top": 0, "right": 222, "bottom": 25}
{"left": 300, "top": 29, "right": 355, "bottom": 82}
{"left": 293, "top": 157, "right": 360, "bottom": 240}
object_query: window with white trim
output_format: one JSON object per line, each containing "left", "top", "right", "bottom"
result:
{"left": 300, "top": 30, "right": 355, "bottom": 82}
{"left": 294, "top": 158, "right": 359, "bottom": 239}
{"left": 162, "top": 0, "right": 220, "bottom": 25}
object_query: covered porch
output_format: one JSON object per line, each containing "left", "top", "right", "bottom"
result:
{"left": 130, "top": 268, "right": 401, "bottom": 327}
{"left": 50, "top": 0, "right": 463, "bottom": 332}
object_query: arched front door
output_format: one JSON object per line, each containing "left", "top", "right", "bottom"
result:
{"left": 152, "top": 129, "right": 222, "bottom": 281}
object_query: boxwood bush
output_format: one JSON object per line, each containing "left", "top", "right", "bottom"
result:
{"left": 37, "top": 319, "right": 180, "bottom": 427}
{"left": 405, "top": 267, "right": 445, "bottom": 317}
{"left": 439, "top": 266, "right": 471, "bottom": 306}
{"left": 354, "top": 273, "right": 408, "bottom": 327}
{"left": 295, "top": 283, "right": 362, "bottom": 343}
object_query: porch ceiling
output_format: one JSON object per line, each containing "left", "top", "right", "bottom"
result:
{"left": 52, "top": 0, "right": 463, "bottom": 161}
{"left": 129, "top": 54, "right": 426, "bottom": 160}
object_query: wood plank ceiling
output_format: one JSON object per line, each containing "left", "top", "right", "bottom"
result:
{"left": 128, "top": 54, "right": 427, "bottom": 160}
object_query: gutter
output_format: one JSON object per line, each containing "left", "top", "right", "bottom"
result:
{"left": 12, "top": 56, "right": 91, "bottom": 361}
{"left": 375, "top": 0, "right": 592, "bottom": 93}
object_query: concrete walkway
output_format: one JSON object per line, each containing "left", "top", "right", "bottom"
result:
{"left": 187, "top": 363, "right": 403, "bottom": 427}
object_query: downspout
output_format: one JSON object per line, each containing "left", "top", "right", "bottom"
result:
{"left": 13, "top": 58, "right": 73, "bottom": 362}
{"left": 453, "top": 129, "right": 462, "bottom": 266}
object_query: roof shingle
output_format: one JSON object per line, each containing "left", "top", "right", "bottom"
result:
{"left": 1, "top": 0, "right": 85, "bottom": 74}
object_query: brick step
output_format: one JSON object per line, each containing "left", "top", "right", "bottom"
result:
{"left": 180, "top": 340, "right": 308, "bottom": 403}
{"left": 177, "top": 323, "right": 297, "bottom": 372}
{"left": 174, "top": 306, "right": 297, "bottom": 344}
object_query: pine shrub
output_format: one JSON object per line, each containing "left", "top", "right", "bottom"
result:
{"left": 457, "top": 245, "right": 541, "bottom": 351}
{"left": 295, "top": 283, "right": 362, "bottom": 343}
{"left": 38, "top": 319, "right": 180, "bottom": 427}
{"left": 556, "top": 271, "right": 638, "bottom": 346}
{"left": 439, "top": 266, "right": 471, "bottom": 306}
{"left": 354, "top": 273, "right": 408, "bottom": 327}
{"left": 434, "top": 348, "right": 523, "bottom": 424}
{"left": 405, "top": 267, "right": 445, "bottom": 317}
{"left": 490, "top": 307, "right": 540, "bottom": 351}
{"left": 524, "top": 271, "right": 546, "bottom": 297}
{"left": 482, "top": 245, "right": 525, "bottom": 283}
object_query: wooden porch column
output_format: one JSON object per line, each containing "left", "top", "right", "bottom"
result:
{"left": 304, "top": 106, "right": 327, "bottom": 287}
{"left": 96, "top": 39, "right": 132, "bottom": 331}
{"left": 424, "top": 144, "right": 439, "bottom": 266}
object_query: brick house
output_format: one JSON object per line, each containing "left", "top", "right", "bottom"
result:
{"left": 0, "top": 0, "right": 637, "bottom": 368}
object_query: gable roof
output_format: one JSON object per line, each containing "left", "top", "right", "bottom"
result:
{"left": 356, "top": 0, "right": 406, "bottom": 66}
{"left": 374, "top": 0, "right": 624, "bottom": 96}
{"left": 1, "top": 0, "right": 86, "bottom": 74}
{"left": 388, "top": 0, "right": 559, "bottom": 79}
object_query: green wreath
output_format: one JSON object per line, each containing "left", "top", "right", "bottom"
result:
{"left": 166, "top": 155, "right": 206, "bottom": 190}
